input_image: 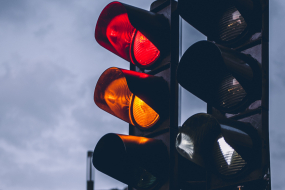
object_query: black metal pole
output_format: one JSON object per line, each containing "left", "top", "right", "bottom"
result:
{"left": 87, "top": 151, "right": 94, "bottom": 190}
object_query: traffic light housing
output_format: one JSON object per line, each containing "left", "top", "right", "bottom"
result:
{"left": 176, "top": 0, "right": 270, "bottom": 189}
{"left": 92, "top": 1, "right": 180, "bottom": 190}
{"left": 95, "top": 1, "right": 170, "bottom": 69}
{"left": 91, "top": 0, "right": 269, "bottom": 189}
{"left": 94, "top": 67, "right": 169, "bottom": 130}
{"left": 93, "top": 133, "right": 168, "bottom": 189}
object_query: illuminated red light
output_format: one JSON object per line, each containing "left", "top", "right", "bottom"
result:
{"left": 95, "top": 2, "right": 160, "bottom": 68}
{"left": 132, "top": 31, "right": 160, "bottom": 66}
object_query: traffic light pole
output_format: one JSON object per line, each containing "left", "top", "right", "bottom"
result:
{"left": 129, "top": 1, "right": 180, "bottom": 190}
{"left": 261, "top": 0, "right": 270, "bottom": 189}
{"left": 87, "top": 151, "right": 94, "bottom": 190}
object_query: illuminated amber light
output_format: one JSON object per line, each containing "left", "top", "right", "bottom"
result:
{"left": 131, "top": 96, "right": 160, "bottom": 129}
{"left": 95, "top": 67, "right": 160, "bottom": 129}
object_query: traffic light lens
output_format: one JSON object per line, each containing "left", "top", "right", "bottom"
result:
{"left": 131, "top": 96, "right": 160, "bottom": 129}
{"left": 218, "top": 6, "right": 247, "bottom": 42}
{"left": 106, "top": 13, "right": 136, "bottom": 61}
{"left": 132, "top": 166, "right": 157, "bottom": 189}
{"left": 132, "top": 31, "right": 160, "bottom": 67}
{"left": 213, "top": 136, "right": 246, "bottom": 176}
{"left": 216, "top": 74, "right": 247, "bottom": 110}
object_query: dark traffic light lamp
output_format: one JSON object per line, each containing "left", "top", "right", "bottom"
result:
{"left": 93, "top": 133, "right": 168, "bottom": 190}
{"left": 176, "top": 113, "right": 261, "bottom": 177}
{"left": 178, "top": 0, "right": 262, "bottom": 47}
{"left": 176, "top": 0, "right": 269, "bottom": 189}
{"left": 177, "top": 40, "right": 261, "bottom": 114}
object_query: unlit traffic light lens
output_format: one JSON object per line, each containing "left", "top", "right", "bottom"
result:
{"left": 215, "top": 73, "right": 247, "bottom": 110}
{"left": 213, "top": 135, "right": 247, "bottom": 176}
{"left": 218, "top": 6, "right": 247, "bottom": 42}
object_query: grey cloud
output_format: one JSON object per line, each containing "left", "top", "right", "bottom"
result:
{"left": 0, "top": 0, "right": 283, "bottom": 190}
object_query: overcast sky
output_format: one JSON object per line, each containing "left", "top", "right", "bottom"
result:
{"left": 0, "top": 0, "right": 284, "bottom": 190}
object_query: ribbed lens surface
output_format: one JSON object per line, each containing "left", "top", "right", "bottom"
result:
{"left": 213, "top": 137, "right": 246, "bottom": 176}
{"left": 131, "top": 96, "right": 160, "bottom": 129}
{"left": 215, "top": 73, "right": 247, "bottom": 110}
{"left": 218, "top": 6, "right": 247, "bottom": 42}
{"left": 132, "top": 167, "right": 157, "bottom": 189}
{"left": 132, "top": 31, "right": 160, "bottom": 66}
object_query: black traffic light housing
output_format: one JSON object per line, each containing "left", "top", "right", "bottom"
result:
{"left": 178, "top": 0, "right": 262, "bottom": 47}
{"left": 177, "top": 40, "right": 262, "bottom": 114}
{"left": 93, "top": 133, "right": 169, "bottom": 190}
{"left": 92, "top": 1, "right": 180, "bottom": 190}
{"left": 176, "top": 0, "right": 270, "bottom": 189}
{"left": 95, "top": 1, "right": 170, "bottom": 69}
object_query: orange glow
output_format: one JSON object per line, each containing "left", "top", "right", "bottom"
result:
{"left": 119, "top": 135, "right": 151, "bottom": 145}
{"left": 104, "top": 77, "right": 133, "bottom": 124}
{"left": 131, "top": 96, "right": 160, "bottom": 129}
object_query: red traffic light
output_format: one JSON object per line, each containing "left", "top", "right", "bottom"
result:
{"left": 95, "top": 2, "right": 169, "bottom": 68}
{"left": 94, "top": 67, "right": 169, "bottom": 130}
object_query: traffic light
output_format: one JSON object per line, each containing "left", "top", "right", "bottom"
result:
{"left": 176, "top": 0, "right": 269, "bottom": 189}
{"left": 95, "top": 1, "right": 170, "bottom": 69}
{"left": 92, "top": 1, "right": 180, "bottom": 190}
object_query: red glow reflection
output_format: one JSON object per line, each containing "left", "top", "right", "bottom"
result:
{"left": 106, "top": 13, "right": 136, "bottom": 61}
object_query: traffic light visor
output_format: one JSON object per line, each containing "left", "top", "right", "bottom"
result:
{"left": 177, "top": 41, "right": 261, "bottom": 113}
{"left": 176, "top": 113, "right": 257, "bottom": 177}
{"left": 94, "top": 67, "right": 160, "bottom": 129}
{"left": 95, "top": 2, "right": 160, "bottom": 68}
{"left": 178, "top": 0, "right": 261, "bottom": 46}
{"left": 93, "top": 134, "right": 168, "bottom": 189}
{"left": 176, "top": 113, "right": 221, "bottom": 167}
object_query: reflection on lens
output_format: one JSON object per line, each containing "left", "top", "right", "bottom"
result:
{"left": 218, "top": 137, "right": 235, "bottom": 165}
{"left": 104, "top": 77, "right": 132, "bottom": 123}
{"left": 106, "top": 13, "right": 136, "bottom": 59}
{"left": 216, "top": 73, "right": 247, "bottom": 110}
{"left": 218, "top": 6, "right": 247, "bottom": 42}
{"left": 213, "top": 136, "right": 246, "bottom": 176}
{"left": 176, "top": 132, "right": 194, "bottom": 160}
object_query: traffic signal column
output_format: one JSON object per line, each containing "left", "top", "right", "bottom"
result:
{"left": 129, "top": 1, "right": 180, "bottom": 190}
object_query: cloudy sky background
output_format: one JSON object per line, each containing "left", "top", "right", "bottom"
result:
{"left": 0, "top": 0, "right": 284, "bottom": 190}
